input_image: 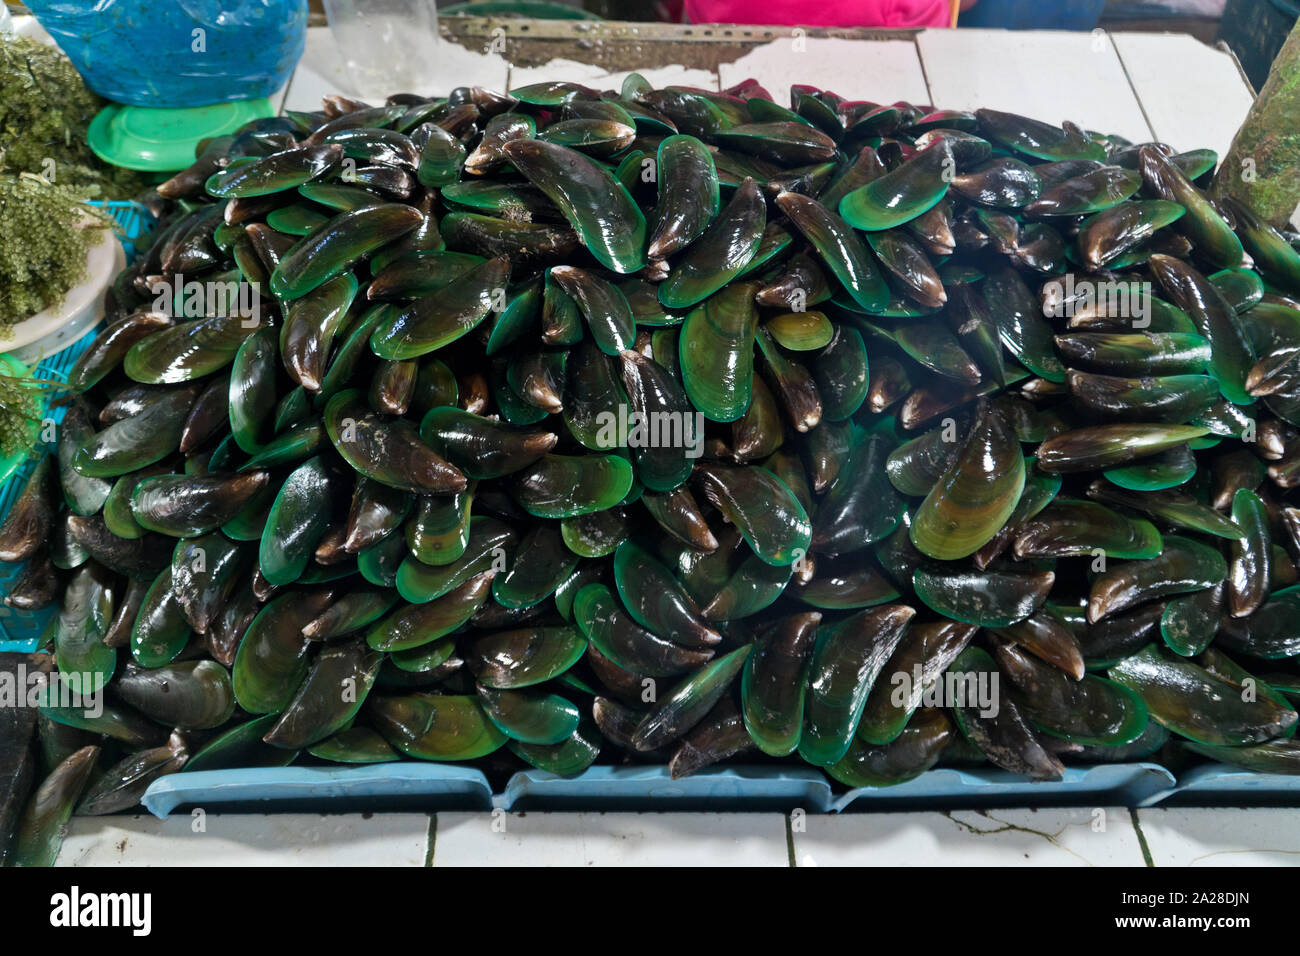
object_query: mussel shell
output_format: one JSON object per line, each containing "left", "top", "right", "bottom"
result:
{"left": 116, "top": 660, "right": 235, "bottom": 730}
{"left": 1109, "top": 645, "right": 1297, "bottom": 746}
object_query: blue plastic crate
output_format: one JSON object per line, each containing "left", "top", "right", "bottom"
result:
{"left": 88, "top": 199, "right": 157, "bottom": 262}
{"left": 0, "top": 200, "right": 154, "bottom": 650}
{"left": 0, "top": 324, "right": 100, "bottom": 651}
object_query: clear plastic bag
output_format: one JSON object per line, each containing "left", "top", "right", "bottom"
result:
{"left": 320, "top": 0, "right": 440, "bottom": 100}
{"left": 24, "top": 0, "right": 308, "bottom": 107}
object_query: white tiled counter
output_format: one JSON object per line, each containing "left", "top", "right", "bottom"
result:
{"left": 54, "top": 809, "right": 1300, "bottom": 866}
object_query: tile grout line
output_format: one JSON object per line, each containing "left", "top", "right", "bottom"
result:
{"left": 424, "top": 813, "right": 437, "bottom": 867}
{"left": 1214, "top": 39, "right": 1259, "bottom": 98}
{"left": 1106, "top": 32, "right": 1159, "bottom": 144}
{"left": 912, "top": 33, "right": 935, "bottom": 106}
{"left": 277, "top": 69, "right": 295, "bottom": 117}
{"left": 1128, "top": 809, "right": 1154, "bottom": 867}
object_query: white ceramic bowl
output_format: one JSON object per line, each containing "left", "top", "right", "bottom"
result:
{"left": 5, "top": 225, "right": 123, "bottom": 365}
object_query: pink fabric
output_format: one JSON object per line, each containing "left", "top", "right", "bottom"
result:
{"left": 683, "top": 0, "right": 952, "bottom": 28}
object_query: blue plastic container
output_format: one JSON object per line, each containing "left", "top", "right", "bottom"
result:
{"left": 24, "top": 0, "right": 307, "bottom": 107}
{"left": 959, "top": 0, "right": 1105, "bottom": 30}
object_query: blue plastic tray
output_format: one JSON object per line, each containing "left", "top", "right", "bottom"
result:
{"left": 1157, "top": 764, "right": 1300, "bottom": 806}
{"left": 142, "top": 765, "right": 495, "bottom": 819}
{"left": 498, "top": 766, "right": 835, "bottom": 812}
{"left": 137, "top": 761, "right": 1200, "bottom": 817}
{"left": 832, "top": 763, "right": 1176, "bottom": 812}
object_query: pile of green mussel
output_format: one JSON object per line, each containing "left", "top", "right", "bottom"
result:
{"left": 12, "top": 74, "right": 1300, "bottom": 860}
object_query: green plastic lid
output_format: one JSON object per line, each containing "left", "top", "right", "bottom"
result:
{"left": 88, "top": 98, "right": 277, "bottom": 173}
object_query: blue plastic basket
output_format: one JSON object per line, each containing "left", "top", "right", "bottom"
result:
{"left": 88, "top": 199, "right": 157, "bottom": 262}
{"left": 0, "top": 201, "right": 155, "bottom": 650}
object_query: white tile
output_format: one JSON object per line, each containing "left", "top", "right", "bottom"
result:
{"left": 794, "top": 808, "right": 1145, "bottom": 866}
{"left": 283, "top": 25, "right": 510, "bottom": 110}
{"left": 717, "top": 36, "right": 930, "bottom": 106}
{"left": 55, "top": 814, "right": 430, "bottom": 866}
{"left": 917, "top": 28, "right": 1153, "bottom": 143}
{"left": 508, "top": 58, "right": 718, "bottom": 93}
{"left": 434, "top": 812, "right": 788, "bottom": 866}
{"left": 1111, "top": 32, "right": 1254, "bottom": 158}
{"left": 1137, "top": 808, "right": 1300, "bottom": 867}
